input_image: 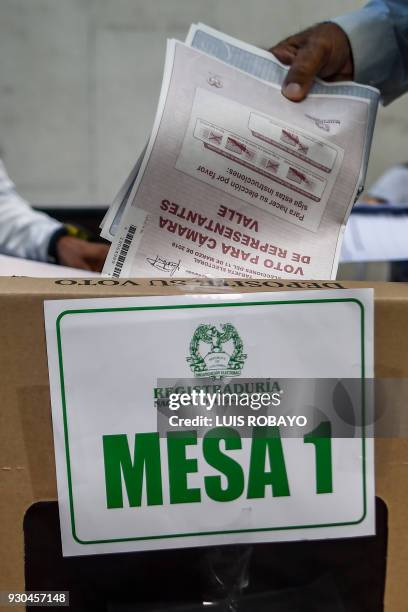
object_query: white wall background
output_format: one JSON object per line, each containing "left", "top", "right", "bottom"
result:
{"left": 1, "top": 0, "right": 407, "bottom": 208}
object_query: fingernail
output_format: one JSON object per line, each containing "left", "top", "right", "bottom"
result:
{"left": 283, "top": 82, "right": 303, "bottom": 101}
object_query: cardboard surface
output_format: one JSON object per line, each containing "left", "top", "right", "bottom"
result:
{"left": 0, "top": 278, "right": 407, "bottom": 610}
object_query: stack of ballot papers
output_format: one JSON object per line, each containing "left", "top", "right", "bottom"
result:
{"left": 101, "top": 23, "right": 380, "bottom": 280}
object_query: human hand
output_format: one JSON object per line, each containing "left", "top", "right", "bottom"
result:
{"left": 56, "top": 236, "right": 109, "bottom": 272}
{"left": 269, "top": 22, "right": 354, "bottom": 102}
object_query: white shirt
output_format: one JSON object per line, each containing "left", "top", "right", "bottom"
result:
{"left": 368, "top": 165, "right": 408, "bottom": 204}
{"left": 0, "top": 159, "right": 62, "bottom": 261}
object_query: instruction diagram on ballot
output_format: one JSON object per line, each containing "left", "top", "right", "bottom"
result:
{"left": 176, "top": 88, "right": 344, "bottom": 232}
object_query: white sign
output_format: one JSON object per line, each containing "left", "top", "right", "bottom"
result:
{"left": 44, "top": 288, "right": 374, "bottom": 556}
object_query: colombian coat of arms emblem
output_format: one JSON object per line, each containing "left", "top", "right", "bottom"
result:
{"left": 187, "top": 323, "right": 247, "bottom": 378}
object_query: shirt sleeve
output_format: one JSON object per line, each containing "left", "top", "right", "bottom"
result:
{"left": 332, "top": 0, "right": 408, "bottom": 105}
{"left": 0, "top": 161, "right": 63, "bottom": 262}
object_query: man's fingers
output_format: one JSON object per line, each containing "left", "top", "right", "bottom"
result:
{"left": 270, "top": 31, "right": 307, "bottom": 65}
{"left": 270, "top": 44, "right": 296, "bottom": 66}
{"left": 270, "top": 23, "right": 353, "bottom": 102}
{"left": 282, "top": 41, "right": 326, "bottom": 102}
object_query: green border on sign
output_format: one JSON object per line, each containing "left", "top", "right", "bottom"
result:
{"left": 56, "top": 297, "right": 366, "bottom": 545}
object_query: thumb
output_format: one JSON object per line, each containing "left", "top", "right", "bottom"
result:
{"left": 282, "top": 41, "right": 326, "bottom": 102}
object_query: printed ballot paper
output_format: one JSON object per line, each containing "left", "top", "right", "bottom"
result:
{"left": 102, "top": 24, "right": 379, "bottom": 280}
{"left": 44, "top": 289, "right": 374, "bottom": 556}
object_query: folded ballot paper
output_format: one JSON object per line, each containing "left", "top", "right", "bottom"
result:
{"left": 102, "top": 24, "right": 379, "bottom": 280}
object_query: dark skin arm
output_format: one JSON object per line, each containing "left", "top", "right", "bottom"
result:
{"left": 269, "top": 22, "right": 354, "bottom": 102}
{"left": 56, "top": 236, "right": 109, "bottom": 272}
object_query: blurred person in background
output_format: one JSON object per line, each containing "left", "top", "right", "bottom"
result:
{"left": 363, "top": 163, "right": 408, "bottom": 280}
{"left": 0, "top": 158, "right": 108, "bottom": 271}
{"left": 364, "top": 163, "right": 408, "bottom": 205}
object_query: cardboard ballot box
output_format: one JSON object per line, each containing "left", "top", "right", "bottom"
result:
{"left": 0, "top": 277, "right": 407, "bottom": 611}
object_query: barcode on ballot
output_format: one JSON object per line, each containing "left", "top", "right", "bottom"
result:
{"left": 112, "top": 225, "right": 137, "bottom": 277}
